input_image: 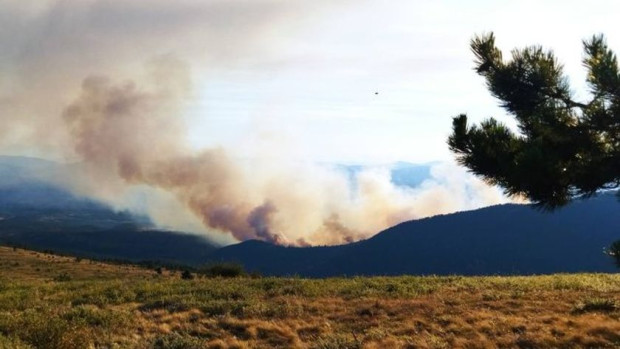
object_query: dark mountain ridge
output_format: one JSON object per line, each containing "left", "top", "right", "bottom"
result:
{"left": 208, "top": 193, "right": 620, "bottom": 276}
{"left": 3, "top": 155, "right": 619, "bottom": 276}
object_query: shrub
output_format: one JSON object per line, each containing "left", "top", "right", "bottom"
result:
{"left": 199, "top": 263, "right": 246, "bottom": 278}
{"left": 53, "top": 272, "right": 71, "bottom": 282}
{"left": 0, "top": 333, "right": 32, "bottom": 349}
{"left": 312, "top": 334, "right": 362, "bottom": 349}
{"left": 606, "top": 240, "right": 620, "bottom": 268}
{"left": 139, "top": 300, "right": 190, "bottom": 313}
{"left": 151, "top": 333, "right": 205, "bottom": 349}
{"left": 9, "top": 311, "right": 91, "bottom": 349}
{"left": 572, "top": 298, "right": 619, "bottom": 314}
{"left": 181, "top": 270, "right": 194, "bottom": 280}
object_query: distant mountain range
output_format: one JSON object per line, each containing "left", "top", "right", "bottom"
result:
{"left": 0, "top": 156, "right": 218, "bottom": 265}
{"left": 208, "top": 194, "right": 620, "bottom": 276}
{"left": 1, "top": 155, "right": 619, "bottom": 276}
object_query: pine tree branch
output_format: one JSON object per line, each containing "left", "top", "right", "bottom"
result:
{"left": 550, "top": 91, "right": 605, "bottom": 110}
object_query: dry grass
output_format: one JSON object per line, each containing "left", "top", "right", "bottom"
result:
{"left": 0, "top": 247, "right": 155, "bottom": 281}
{"left": 0, "top": 246, "right": 619, "bottom": 348}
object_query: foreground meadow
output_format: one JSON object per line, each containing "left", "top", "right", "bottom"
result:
{"left": 0, "top": 247, "right": 618, "bottom": 348}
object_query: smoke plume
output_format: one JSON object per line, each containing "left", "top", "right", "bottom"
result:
{"left": 56, "top": 64, "right": 508, "bottom": 245}
{"left": 1, "top": 1, "right": 514, "bottom": 246}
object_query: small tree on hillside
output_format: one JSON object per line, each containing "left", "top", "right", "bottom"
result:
{"left": 607, "top": 241, "right": 620, "bottom": 268}
{"left": 180, "top": 270, "right": 194, "bottom": 280}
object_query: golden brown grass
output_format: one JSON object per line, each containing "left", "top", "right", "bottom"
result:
{"left": 0, "top": 247, "right": 155, "bottom": 280}
{"left": 0, "top": 246, "right": 618, "bottom": 348}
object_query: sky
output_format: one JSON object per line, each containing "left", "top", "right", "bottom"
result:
{"left": 2, "top": 0, "right": 620, "bottom": 164}
{"left": 1, "top": 0, "right": 620, "bottom": 245}
{"left": 184, "top": 0, "right": 620, "bottom": 164}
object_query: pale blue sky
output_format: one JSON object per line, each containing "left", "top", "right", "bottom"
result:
{"left": 182, "top": 0, "right": 620, "bottom": 164}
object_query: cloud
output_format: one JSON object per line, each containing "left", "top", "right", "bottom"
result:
{"left": 53, "top": 63, "right": 509, "bottom": 245}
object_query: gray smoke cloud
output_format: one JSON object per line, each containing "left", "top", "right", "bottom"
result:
{"left": 1, "top": 1, "right": 515, "bottom": 246}
{"left": 56, "top": 65, "right": 510, "bottom": 245}
{"left": 0, "top": 0, "right": 342, "bottom": 157}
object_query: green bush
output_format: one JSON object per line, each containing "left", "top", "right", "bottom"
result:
{"left": 572, "top": 297, "right": 619, "bottom": 314}
{"left": 53, "top": 272, "right": 71, "bottom": 282}
{"left": 0, "top": 333, "right": 33, "bottom": 349}
{"left": 199, "top": 263, "right": 246, "bottom": 278}
{"left": 8, "top": 311, "right": 91, "bottom": 349}
{"left": 151, "top": 333, "right": 205, "bottom": 349}
{"left": 139, "top": 300, "right": 190, "bottom": 313}
{"left": 180, "top": 270, "right": 194, "bottom": 280}
{"left": 312, "top": 333, "right": 362, "bottom": 349}
{"left": 62, "top": 306, "right": 128, "bottom": 329}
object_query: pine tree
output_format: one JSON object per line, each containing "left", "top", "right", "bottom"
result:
{"left": 449, "top": 33, "right": 620, "bottom": 208}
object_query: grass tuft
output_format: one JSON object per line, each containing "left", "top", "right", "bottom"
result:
{"left": 572, "top": 298, "right": 619, "bottom": 314}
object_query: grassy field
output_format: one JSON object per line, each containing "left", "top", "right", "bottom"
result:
{"left": 0, "top": 247, "right": 619, "bottom": 348}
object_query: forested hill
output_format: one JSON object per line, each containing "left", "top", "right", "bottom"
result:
{"left": 208, "top": 193, "right": 620, "bottom": 276}
{"left": 2, "top": 156, "right": 619, "bottom": 276}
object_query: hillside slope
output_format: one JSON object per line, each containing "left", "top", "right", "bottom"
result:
{"left": 0, "top": 156, "right": 218, "bottom": 264}
{"left": 1, "top": 246, "right": 620, "bottom": 348}
{"left": 208, "top": 193, "right": 620, "bottom": 276}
